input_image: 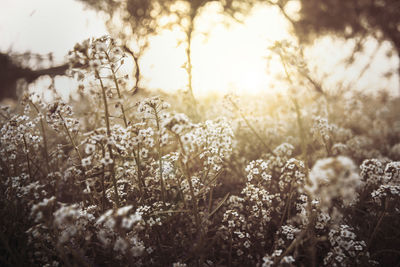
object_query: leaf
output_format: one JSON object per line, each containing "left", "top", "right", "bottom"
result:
{"left": 150, "top": 209, "right": 190, "bottom": 216}
{"left": 208, "top": 192, "right": 230, "bottom": 218}
{"left": 197, "top": 169, "right": 224, "bottom": 196}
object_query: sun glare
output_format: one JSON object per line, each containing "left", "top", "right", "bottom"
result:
{"left": 2, "top": 0, "right": 397, "bottom": 100}
{"left": 2, "top": 1, "right": 400, "bottom": 266}
{"left": 140, "top": 3, "right": 294, "bottom": 97}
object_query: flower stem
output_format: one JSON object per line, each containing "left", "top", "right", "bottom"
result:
{"left": 153, "top": 107, "right": 165, "bottom": 204}
{"left": 58, "top": 111, "right": 83, "bottom": 163}
{"left": 106, "top": 51, "right": 128, "bottom": 127}
{"left": 97, "top": 70, "right": 120, "bottom": 207}
{"left": 22, "top": 135, "right": 32, "bottom": 181}
{"left": 30, "top": 101, "right": 50, "bottom": 172}
{"left": 228, "top": 98, "right": 275, "bottom": 155}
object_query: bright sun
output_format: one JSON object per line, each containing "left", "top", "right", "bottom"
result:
{"left": 139, "top": 3, "right": 295, "bottom": 97}
{"left": 1, "top": 0, "right": 397, "bottom": 100}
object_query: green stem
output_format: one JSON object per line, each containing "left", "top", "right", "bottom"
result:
{"left": 22, "top": 135, "right": 32, "bottom": 181}
{"left": 228, "top": 98, "right": 275, "bottom": 155}
{"left": 106, "top": 51, "right": 128, "bottom": 127}
{"left": 30, "top": 101, "right": 50, "bottom": 172}
{"left": 368, "top": 207, "right": 387, "bottom": 250}
{"left": 279, "top": 54, "right": 310, "bottom": 170}
{"left": 133, "top": 147, "right": 146, "bottom": 199}
{"left": 97, "top": 70, "right": 120, "bottom": 207}
{"left": 153, "top": 107, "right": 165, "bottom": 204}
{"left": 278, "top": 182, "right": 294, "bottom": 229}
{"left": 58, "top": 111, "right": 83, "bottom": 163}
{"left": 176, "top": 132, "right": 203, "bottom": 260}
{"left": 101, "top": 146, "right": 106, "bottom": 211}
{"left": 273, "top": 223, "right": 308, "bottom": 265}
{"left": 293, "top": 98, "right": 309, "bottom": 170}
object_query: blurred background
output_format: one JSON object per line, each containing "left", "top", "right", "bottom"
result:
{"left": 0, "top": 0, "right": 399, "bottom": 102}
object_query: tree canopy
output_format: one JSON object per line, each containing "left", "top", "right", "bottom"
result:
{"left": 78, "top": 0, "right": 257, "bottom": 110}
{"left": 293, "top": 0, "right": 400, "bottom": 45}
{"left": 285, "top": 0, "right": 400, "bottom": 73}
{"left": 77, "top": 0, "right": 256, "bottom": 53}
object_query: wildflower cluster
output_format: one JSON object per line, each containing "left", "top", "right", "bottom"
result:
{"left": 323, "top": 225, "right": 369, "bottom": 266}
{"left": 307, "top": 156, "right": 363, "bottom": 213}
{"left": 1, "top": 36, "right": 400, "bottom": 266}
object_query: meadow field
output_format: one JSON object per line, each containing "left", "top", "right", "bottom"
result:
{"left": 1, "top": 36, "right": 399, "bottom": 266}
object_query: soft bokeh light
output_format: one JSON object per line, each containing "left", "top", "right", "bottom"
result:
{"left": 0, "top": 0, "right": 107, "bottom": 62}
{"left": 0, "top": 0, "right": 398, "bottom": 98}
{"left": 138, "top": 3, "right": 294, "bottom": 96}
{"left": 2, "top": 2, "right": 400, "bottom": 265}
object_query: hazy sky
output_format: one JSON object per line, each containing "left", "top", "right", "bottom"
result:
{"left": 0, "top": 0, "right": 398, "bottom": 98}
{"left": 0, "top": 0, "right": 107, "bottom": 60}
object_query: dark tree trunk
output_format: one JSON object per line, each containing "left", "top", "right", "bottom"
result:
{"left": 0, "top": 52, "right": 68, "bottom": 100}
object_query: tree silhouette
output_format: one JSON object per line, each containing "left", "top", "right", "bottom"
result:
{"left": 268, "top": 0, "right": 400, "bottom": 84}
{"left": 0, "top": 52, "right": 68, "bottom": 100}
{"left": 78, "top": 0, "right": 256, "bottom": 112}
